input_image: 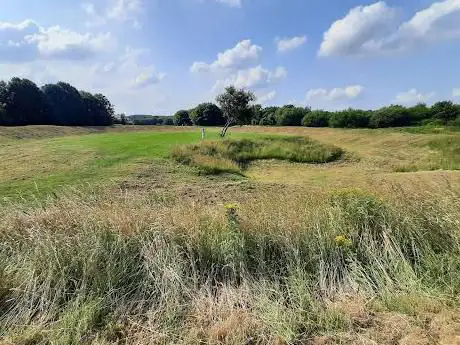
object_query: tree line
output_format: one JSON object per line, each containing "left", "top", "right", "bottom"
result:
{"left": 2, "top": 77, "right": 459, "bottom": 129}
{"left": 173, "top": 100, "right": 460, "bottom": 129}
{"left": 0, "top": 77, "right": 115, "bottom": 126}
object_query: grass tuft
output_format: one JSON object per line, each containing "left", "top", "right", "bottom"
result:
{"left": 171, "top": 136, "right": 344, "bottom": 174}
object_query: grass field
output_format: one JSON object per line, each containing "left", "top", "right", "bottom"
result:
{"left": 1, "top": 125, "right": 460, "bottom": 344}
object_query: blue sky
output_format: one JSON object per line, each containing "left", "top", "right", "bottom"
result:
{"left": 1, "top": 0, "right": 460, "bottom": 114}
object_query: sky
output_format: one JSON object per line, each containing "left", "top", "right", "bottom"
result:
{"left": 1, "top": 0, "right": 460, "bottom": 115}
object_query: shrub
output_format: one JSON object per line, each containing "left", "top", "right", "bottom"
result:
{"left": 275, "top": 106, "right": 309, "bottom": 126}
{"left": 329, "top": 108, "right": 371, "bottom": 128}
{"left": 407, "top": 103, "right": 431, "bottom": 124}
{"left": 370, "top": 105, "right": 411, "bottom": 128}
{"left": 190, "top": 103, "right": 225, "bottom": 126}
{"left": 173, "top": 110, "right": 192, "bottom": 126}
{"left": 431, "top": 101, "right": 460, "bottom": 123}
{"left": 302, "top": 110, "right": 330, "bottom": 127}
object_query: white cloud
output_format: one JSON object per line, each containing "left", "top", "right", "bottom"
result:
{"left": 214, "top": 65, "right": 287, "bottom": 90}
{"left": 453, "top": 88, "right": 460, "bottom": 97}
{"left": 395, "top": 89, "right": 435, "bottom": 104}
{"left": 107, "top": 0, "right": 142, "bottom": 21}
{"left": 257, "top": 90, "right": 276, "bottom": 104}
{"left": 0, "top": 20, "right": 114, "bottom": 62}
{"left": 190, "top": 39, "right": 262, "bottom": 73}
{"left": 319, "top": 0, "right": 460, "bottom": 57}
{"left": 306, "top": 85, "right": 364, "bottom": 101}
{"left": 132, "top": 70, "right": 166, "bottom": 88}
{"left": 319, "top": 2, "right": 396, "bottom": 57}
{"left": 276, "top": 35, "right": 307, "bottom": 53}
{"left": 83, "top": 0, "right": 143, "bottom": 29}
{"left": 216, "top": 0, "right": 242, "bottom": 7}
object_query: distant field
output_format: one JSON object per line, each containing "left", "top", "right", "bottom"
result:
{"left": 1, "top": 125, "right": 460, "bottom": 345}
{"left": 0, "top": 127, "right": 259, "bottom": 197}
{"left": 1, "top": 125, "right": 458, "bottom": 198}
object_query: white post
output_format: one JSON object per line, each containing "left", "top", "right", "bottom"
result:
{"left": 201, "top": 128, "right": 206, "bottom": 140}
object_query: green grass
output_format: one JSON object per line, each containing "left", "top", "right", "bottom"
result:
{"left": 0, "top": 129, "right": 260, "bottom": 198}
{"left": 171, "top": 136, "right": 344, "bottom": 175}
{"left": 1, "top": 126, "right": 460, "bottom": 344}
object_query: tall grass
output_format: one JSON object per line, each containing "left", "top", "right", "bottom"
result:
{"left": 0, "top": 182, "right": 459, "bottom": 344}
{"left": 171, "top": 137, "right": 344, "bottom": 175}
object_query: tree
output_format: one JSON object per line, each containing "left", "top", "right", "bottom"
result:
{"left": 430, "top": 101, "right": 459, "bottom": 123}
{"left": 369, "top": 105, "right": 411, "bottom": 128}
{"left": 80, "top": 91, "right": 114, "bottom": 126}
{"left": 0, "top": 81, "right": 6, "bottom": 104}
{"left": 258, "top": 106, "right": 279, "bottom": 126}
{"left": 3, "top": 78, "right": 48, "bottom": 125}
{"left": 302, "top": 110, "right": 330, "bottom": 127}
{"left": 275, "top": 106, "right": 309, "bottom": 126}
{"left": 162, "top": 117, "right": 174, "bottom": 125}
{"left": 42, "top": 82, "right": 86, "bottom": 125}
{"left": 216, "top": 86, "right": 256, "bottom": 137}
{"left": 329, "top": 108, "right": 371, "bottom": 128}
{"left": 407, "top": 103, "right": 431, "bottom": 124}
{"left": 190, "top": 103, "right": 225, "bottom": 126}
{"left": 174, "top": 110, "right": 192, "bottom": 126}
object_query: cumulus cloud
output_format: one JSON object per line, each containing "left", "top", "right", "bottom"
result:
{"left": 306, "top": 85, "right": 364, "bottom": 101}
{"left": 257, "top": 90, "right": 276, "bottom": 104}
{"left": 190, "top": 40, "right": 262, "bottom": 73}
{"left": 83, "top": 0, "right": 143, "bottom": 29}
{"left": 395, "top": 89, "right": 435, "bottom": 104}
{"left": 132, "top": 70, "right": 166, "bottom": 88}
{"left": 453, "top": 88, "right": 460, "bottom": 97}
{"left": 276, "top": 35, "right": 307, "bottom": 53}
{"left": 213, "top": 65, "right": 287, "bottom": 91}
{"left": 0, "top": 20, "right": 114, "bottom": 62}
{"left": 99, "top": 46, "right": 166, "bottom": 89}
{"left": 319, "top": 0, "right": 460, "bottom": 57}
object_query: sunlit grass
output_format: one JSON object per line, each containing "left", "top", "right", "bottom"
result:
{"left": 172, "top": 136, "right": 343, "bottom": 175}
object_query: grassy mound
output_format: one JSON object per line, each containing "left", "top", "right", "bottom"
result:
{"left": 171, "top": 136, "right": 344, "bottom": 174}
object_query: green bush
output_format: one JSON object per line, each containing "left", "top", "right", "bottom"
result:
{"left": 173, "top": 110, "right": 192, "bottom": 126}
{"left": 370, "top": 105, "right": 412, "bottom": 128}
{"left": 190, "top": 103, "right": 225, "bottom": 126}
{"left": 302, "top": 110, "right": 330, "bottom": 127}
{"left": 329, "top": 108, "right": 371, "bottom": 128}
{"left": 275, "top": 106, "right": 309, "bottom": 126}
{"left": 431, "top": 101, "right": 460, "bottom": 123}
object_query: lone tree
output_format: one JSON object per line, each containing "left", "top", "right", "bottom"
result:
{"left": 216, "top": 86, "right": 255, "bottom": 137}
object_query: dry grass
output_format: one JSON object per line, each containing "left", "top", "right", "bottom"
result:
{"left": 1, "top": 178, "right": 460, "bottom": 344}
{"left": 1, "top": 125, "right": 460, "bottom": 344}
{"left": 171, "top": 136, "right": 343, "bottom": 175}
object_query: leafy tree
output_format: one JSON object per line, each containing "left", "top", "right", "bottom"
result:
{"left": 216, "top": 86, "right": 256, "bottom": 137}
{"left": 407, "top": 103, "right": 431, "bottom": 124}
{"left": 120, "top": 114, "right": 128, "bottom": 125}
{"left": 275, "top": 106, "right": 309, "bottom": 126}
{"left": 369, "top": 105, "right": 411, "bottom": 128}
{"left": 430, "top": 101, "right": 459, "bottom": 123}
{"left": 258, "top": 106, "right": 279, "bottom": 126}
{"left": 80, "top": 91, "right": 114, "bottom": 126}
{"left": 0, "top": 81, "right": 6, "bottom": 104}
{"left": 174, "top": 110, "right": 192, "bottom": 126}
{"left": 42, "top": 82, "right": 86, "bottom": 125}
{"left": 329, "top": 108, "right": 371, "bottom": 128}
{"left": 162, "top": 117, "right": 174, "bottom": 125}
{"left": 3, "top": 78, "right": 48, "bottom": 125}
{"left": 190, "top": 103, "right": 225, "bottom": 126}
{"left": 302, "top": 110, "right": 330, "bottom": 127}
